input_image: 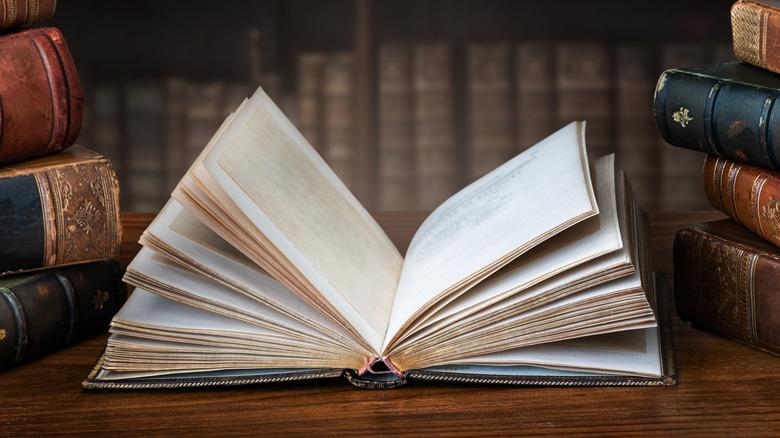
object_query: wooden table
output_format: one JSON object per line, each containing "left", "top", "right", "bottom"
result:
{"left": 2, "top": 211, "right": 779, "bottom": 436}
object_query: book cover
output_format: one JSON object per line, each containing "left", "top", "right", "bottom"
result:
{"left": 615, "top": 44, "right": 661, "bottom": 211}
{"left": 703, "top": 154, "right": 780, "bottom": 249}
{"left": 0, "top": 146, "right": 121, "bottom": 276}
{"left": 515, "top": 41, "right": 556, "bottom": 153}
{"left": 655, "top": 43, "right": 713, "bottom": 210}
{"left": 654, "top": 62, "right": 780, "bottom": 173}
{"left": 322, "top": 53, "right": 357, "bottom": 193}
{"left": 0, "top": 27, "right": 83, "bottom": 165}
{"left": 413, "top": 42, "right": 460, "bottom": 210}
{"left": 465, "top": 42, "right": 514, "bottom": 183}
{"left": 674, "top": 219, "right": 780, "bottom": 357}
{"left": 376, "top": 43, "right": 415, "bottom": 211}
{"left": 731, "top": 0, "right": 780, "bottom": 74}
{"left": 555, "top": 42, "right": 612, "bottom": 162}
{"left": 0, "top": 260, "right": 127, "bottom": 369}
{"left": 83, "top": 87, "right": 674, "bottom": 389}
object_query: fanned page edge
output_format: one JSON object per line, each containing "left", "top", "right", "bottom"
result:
{"left": 382, "top": 121, "right": 598, "bottom": 352}
{"left": 185, "top": 87, "right": 402, "bottom": 355}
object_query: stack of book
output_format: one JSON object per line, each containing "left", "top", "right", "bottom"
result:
{"left": 0, "top": 1, "right": 126, "bottom": 371}
{"left": 653, "top": 0, "right": 780, "bottom": 357}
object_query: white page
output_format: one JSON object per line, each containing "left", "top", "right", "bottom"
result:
{"left": 392, "top": 154, "right": 623, "bottom": 346}
{"left": 441, "top": 327, "right": 663, "bottom": 377}
{"left": 384, "top": 121, "right": 598, "bottom": 352}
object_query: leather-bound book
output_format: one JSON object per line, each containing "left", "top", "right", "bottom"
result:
{"left": 703, "top": 154, "right": 780, "bottom": 249}
{"left": 653, "top": 62, "right": 780, "bottom": 173}
{"left": 376, "top": 43, "right": 415, "bottom": 211}
{"left": 515, "top": 41, "right": 555, "bottom": 153}
{"left": 0, "top": 27, "right": 83, "bottom": 165}
{"left": 465, "top": 42, "right": 514, "bottom": 183}
{"left": 413, "top": 42, "right": 459, "bottom": 210}
{"left": 321, "top": 53, "right": 357, "bottom": 193}
{"left": 0, "top": 0, "right": 56, "bottom": 30}
{"left": 0, "top": 146, "right": 121, "bottom": 276}
{"left": 674, "top": 219, "right": 780, "bottom": 357}
{"left": 732, "top": 0, "right": 780, "bottom": 74}
{"left": 0, "top": 260, "right": 127, "bottom": 369}
{"left": 555, "top": 43, "right": 612, "bottom": 162}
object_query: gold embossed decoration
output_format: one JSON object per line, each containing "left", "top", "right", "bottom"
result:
{"left": 0, "top": 328, "right": 5, "bottom": 341}
{"left": 673, "top": 107, "right": 693, "bottom": 127}
{"left": 732, "top": 2, "right": 765, "bottom": 69}
{"left": 761, "top": 196, "right": 780, "bottom": 240}
{"left": 91, "top": 290, "right": 110, "bottom": 310}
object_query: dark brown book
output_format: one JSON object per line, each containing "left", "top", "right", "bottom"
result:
{"left": 413, "top": 42, "right": 459, "bottom": 210}
{"left": 322, "top": 53, "right": 357, "bottom": 192}
{"left": 615, "top": 44, "right": 660, "bottom": 211}
{"left": 0, "top": 0, "right": 56, "bottom": 30}
{"left": 0, "top": 260, "right": 127, "bottom": 370}
{"left": 0, "top": 27, "right": 83, "bottom": 165}
{"left": 0, "top": 146, "right": 122, "bottom": 276}
{"left": 295, "top": 53, "right": 326, "bottom": 152}
{"left": 515, "top": 41, "right": 556, "bottom": 153}
{"left": 674, "top": 219, "right": 780, "bottom": 357}
{"left": 465, "top": 42, "right": 514, "bottom": 182}
{"left": 555, "top": 42, "right": 612, "bottom": 162}
{"left": 377, "top": 43, "right": 415, "bottom": 211}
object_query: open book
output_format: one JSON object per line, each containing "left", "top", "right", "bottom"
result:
{"left": 84, "top": 88, "right": 675, "bottom": 389}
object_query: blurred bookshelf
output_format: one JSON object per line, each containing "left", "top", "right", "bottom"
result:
{"left": 40, "top": 0, "right": 736, "bottom": 212}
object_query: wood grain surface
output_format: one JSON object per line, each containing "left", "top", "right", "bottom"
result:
{"left": 2, "top": 210, "right": 779, "bottom": 437}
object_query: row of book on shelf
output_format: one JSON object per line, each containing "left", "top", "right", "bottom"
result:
{"left": 77, "top": 39, "right": 738, "bottom": 213}
{"left": 3, "top": 0, "right": 779, "bottom": 386}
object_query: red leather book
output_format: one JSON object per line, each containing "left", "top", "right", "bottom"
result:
{"left": 0, "top": 0, "right": 56, "bottom": 30}
{"left": 674, "top": 219, "right": 780, "bottom": 357}
{"left": 732, "top": 0, "right": 780, "bottom": 74}
{"left": 703, "top": 154, "right": 780, "bottom": 249}
{"left": 0, "top": 27, "right": 83, "bottom": 165}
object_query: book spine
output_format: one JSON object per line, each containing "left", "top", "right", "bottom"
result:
{"left": 0, "top": 153, "right": 122, "bottom": 275}
{"left": 674, "top": 222, "right": 780, "bottom": 357}
{"left": 653, "top": 63, "right": 780, "bottom": 172}
{"left": 731, "top": 0, "right": 780, "bottom": 74}
{"left": 515, "top": 42, "right": 555, "bottom": 153}
{"left": 322, "top": 53, "right": 357, "bottom": 192}
{"left": 0, "top": 0, "right": 56, "bottom": 30}
{"left": 0, "top": 260, "right": 127, "bottom": 369}
{"left": 295, "top": 53, "right": 326, "bottom": 151}
{"left": 0, "top": 27, "right": 83, "bottom": 165}
{"left": 703, "top": 155, "right": 780, "bottom": 249}
{"left": 655, "top": 43, "right": 714, "bottom": 210}
{"left": 555, "top": 42, "right": 612, "bottom": 162}
{"left": 414, "top": 42, "right": 459, "bottom": 210}
{"left": 615, "top": 44, "right": 660, "bottom": 210}
{"left": 376, "top": 43, "right": 415, "bottom": 210}
{"left": 465, "top": 42, "right": 514, "bottom": 182}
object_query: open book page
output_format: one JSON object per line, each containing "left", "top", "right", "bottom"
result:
{"left": 383, "top": 121, "right": 598, "bottom": 352}
{"left": 135, "top": 199, "right": 370, "bottom": 355}
{"left": 99, "top": 289, "right": 362, "bottom": 377}
{"left": 388, "top": 154, "right": 623, "bottom": 350}
{"left": 179, "top": 88, "right": 402, "bottom": 354}
{"left": 428, "top": 327, "right": 663, "bottom": 377}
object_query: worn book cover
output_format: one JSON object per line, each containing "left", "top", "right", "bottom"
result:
{"left": 674, "top": 219, "right": 780, "bottom": 357}
{"left": 0, "top": 146, "right": 121, "bottom": 276}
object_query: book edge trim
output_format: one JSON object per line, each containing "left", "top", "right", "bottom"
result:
{"left": 81, "top": 273, "right": 676, "bottom": 390}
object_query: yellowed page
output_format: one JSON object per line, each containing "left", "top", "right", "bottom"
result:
{"left": 197, "top": 88, "right": 402, "bottom": 354}
{"left": 383, "top": 121, "right": 598, "bottom": 352}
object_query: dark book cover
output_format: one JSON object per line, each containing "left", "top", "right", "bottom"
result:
{"left": 674, "top": 219, "right": 780, "bottom": 357}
